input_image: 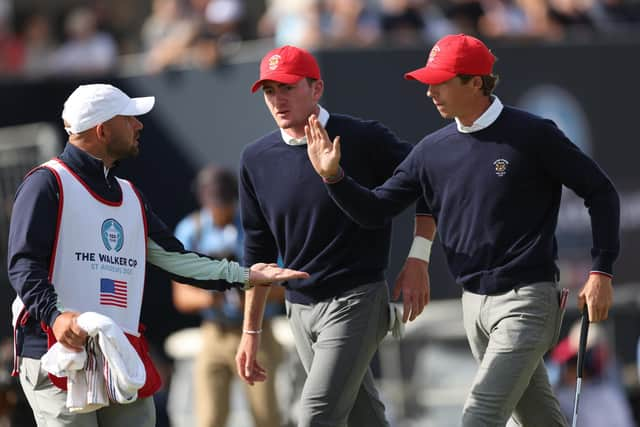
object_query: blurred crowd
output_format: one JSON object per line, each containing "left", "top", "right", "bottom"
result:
{"left": 0, "top": 0, "right": 640, "bottom": 78}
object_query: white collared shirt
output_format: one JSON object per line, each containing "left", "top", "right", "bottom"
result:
{"left": 280, "top": 105, "right": 330, "bottom": 146}
{"left": 455, "top": 96, "right": 504, "bottom": 133}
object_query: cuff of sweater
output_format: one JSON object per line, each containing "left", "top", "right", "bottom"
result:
{"left": 47, "top": 309, "right": 63, "bottom": 329}
{"left": 591, "top": 254, "right": 615, "bottom": 277}
{"left": 322, "top": 167, "right": 344, "bottom": 184}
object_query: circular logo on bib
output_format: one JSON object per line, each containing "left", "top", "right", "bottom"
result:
{"left": 101, "top": 219, "right": 124, "bottom": 252}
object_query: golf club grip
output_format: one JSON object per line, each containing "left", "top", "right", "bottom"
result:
{"left": 576, "top": 308, "right": 590, "bottom": 376}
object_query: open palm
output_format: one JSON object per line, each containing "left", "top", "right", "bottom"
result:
{"left": 248, "top": 263, "right": 309, "bottom": 286}
{"left": 305, "top": 114, "right": 341, "bottom": 178}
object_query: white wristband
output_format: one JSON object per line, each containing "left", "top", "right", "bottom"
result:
{"left": 243, "top": 329, "right": 262, "bottom": 335}
{"left": 408, "top": 236, "right": 432, "bottom": 263}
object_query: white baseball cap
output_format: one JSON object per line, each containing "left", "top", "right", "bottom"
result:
{"left": 62, "top": 84, "right": 155, "bottom": 134}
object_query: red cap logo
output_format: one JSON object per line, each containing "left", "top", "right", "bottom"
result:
{"left": 251, "top": 45, "right": 322, "bottom": 93}
{"left": 268, "top": 54, "right": 281, "bottom": 71}
{"left": 428, "top": 45, "right": 440, "bottom": 64}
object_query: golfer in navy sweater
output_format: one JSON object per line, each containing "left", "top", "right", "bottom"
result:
{"left": 235, "top": 45, "right": 433, "bottom": 427}
{"left": 306, "top": 34, "right": 620, "bottom": 426}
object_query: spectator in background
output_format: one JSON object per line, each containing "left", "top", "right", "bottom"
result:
{"left": 171, "top": 165, "right": 283, "bottom": 427}
{"left": 258, "top": 0, "right": 322, "bottom": 48}
{"left": 142, "top": 0, "right": 233, "bottom": 72}
{"left": 549, "top": 321, "right": 636, "bottom": 427}
{"left": 204, "top": 0, "right": 246, "bottom": 44}
{"left": 441, "top": 0, "right": 484, "bottom": 35}
{"left": 511, "top": 0, "right": 565, "bottom": 39}
{"left": 476, "top": 0, "right": 531, "bottom": 38}
{"left": 0, "top": 0, "right": 24, "bottom": 76}
{"left": 141, "top": 0, "right": 198, "bottom": 72}
{"left": 547, "top": 0, "right": 597, "bottom": 38}
{"left": 321, "top": 0, "right": 381, "bottom": 47}
{"left": 379, "top": 0, "right": 425, "bottom": 45}
{"left": 49, "top": 6, "right": 117, "bottom": 75}
{"left": 18, "top": 12, "right": 54, "bottom": 78}
{"left": 141, "top": 0, "right": 193, "bottom": 51}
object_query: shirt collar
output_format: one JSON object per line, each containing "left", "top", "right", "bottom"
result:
{"left": 60, "top": 143, "right": 119, "bottom": 181}
{"left": 280, "top": 105, "right": 330, "bottom": 146}
{"left": 455, "top": 96, "right": 503, "bottom": 134}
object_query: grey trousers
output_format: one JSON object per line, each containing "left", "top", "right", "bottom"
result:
{"left": 286, "top": 281, "right": 390, "bottom": 427}
{"left": 19, "top": 357, "right": 155, "bottom": 427}
{"left": 461, "top": 282, "right": 569, "bottom": 427}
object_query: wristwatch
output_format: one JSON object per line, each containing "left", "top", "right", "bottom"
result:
{"left": 241, "top": 268, "right": 253, "bottom": 291}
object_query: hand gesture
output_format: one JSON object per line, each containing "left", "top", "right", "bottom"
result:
{"left": 393, "top": 258, "right": 430, "bottom": 322}
{"left": 305, "top": 114, "right": 341, "bottom": 179}
{"left": 578, "top": 273, "right": 613, "bottom": 322}
{"left": 235, "top": 333, "right": 267, "bottom": 385}
{"left": 248, "top": 263, "right": 310, "bottom": 286}
{"left": 52, "top": 311, "right": 88, "bottom": 352}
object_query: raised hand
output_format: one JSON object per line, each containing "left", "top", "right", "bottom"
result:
{"left": 305, "top": 114, "right": 341, "bottom": 179}
{"left": 248, "top": 263, "right": 310, "bottom": 286}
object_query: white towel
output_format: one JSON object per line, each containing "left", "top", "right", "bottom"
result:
{"left": 41, "top": 338, "right": 109, "bottom": 413}
{"left": 66, "top": 338, "right": 109, "bottom": 413}
{"left": 41, "top": 312, "right": 146, "bottom": 412}
{"left": 77, "top": 312, "right": 146, "bottom": 404}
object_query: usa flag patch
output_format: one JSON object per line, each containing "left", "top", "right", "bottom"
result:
{"left": 100, "top": 278, "right": 127, "bottom": 308}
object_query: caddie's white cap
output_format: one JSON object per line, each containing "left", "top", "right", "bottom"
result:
{"left": 62, "top": 84, "right": 155, "bottom": 134}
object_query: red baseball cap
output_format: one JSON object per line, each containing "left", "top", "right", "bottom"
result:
{"left": 251, "top": 45, "right": 321, "bottom": 93}
{"left": 404, "top": 34, "right": 495, "bottom": 85}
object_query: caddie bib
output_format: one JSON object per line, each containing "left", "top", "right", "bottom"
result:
{"left": 44, "top": 158, "right": 147, "bottom": 335}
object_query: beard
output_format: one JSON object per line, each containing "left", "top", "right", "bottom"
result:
{"left": 108, "top": 134, "right": 140, "bottom": 160}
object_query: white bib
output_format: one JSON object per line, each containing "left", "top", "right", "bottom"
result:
{"left": 43, "top": 159, "right": 147, "bottom": 335}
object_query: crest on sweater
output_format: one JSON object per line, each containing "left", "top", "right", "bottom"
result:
{"left": 493, "top": 159, "right": 509, "bottom": 177}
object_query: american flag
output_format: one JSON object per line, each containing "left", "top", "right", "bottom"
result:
{"left": 100, "top": 278, "right": 128, "bottom": 308}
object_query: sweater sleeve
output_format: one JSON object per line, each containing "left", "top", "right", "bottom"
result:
{"left": 367, "top": 121, "right": 431, "bottom": 216}
{"left": 7, "top": 169, "right": 63, "bottom": 327}
{"left": 327, "top": 149, "right": 425, "bottom": 228}
{"left": 537, "top": 120, "right": 620, "bottom": 275}
{"left": 138, "top": 189, "right": 249, "bottom": 289}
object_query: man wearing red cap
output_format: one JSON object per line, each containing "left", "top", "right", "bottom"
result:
{"left": 236, "top": 45, "right": 433, "bottom": 426}
{"left": 306, "top": 34, "right": 620, "bottom": 426}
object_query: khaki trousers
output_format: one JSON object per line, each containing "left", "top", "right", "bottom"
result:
{"left": 194, "top": 320, "right": 283, "bottom": 427}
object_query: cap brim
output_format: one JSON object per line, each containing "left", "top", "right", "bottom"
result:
{"left": 404, "top": 67, "right": 456, "bottom": 85}
{"left": 121, "top": 96, "right": 155, "bottom": 116}
{"left": 251, "top": 73, "right": 305, "bottom": 93}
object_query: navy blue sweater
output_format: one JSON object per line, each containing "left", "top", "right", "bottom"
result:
{"left": 327, "top": 106, "right": 620, "bottom": 295}
{"left": 240, "top": 114, "right": 428, "bottom": 304}
{"left": 8, "top": 143, "right": 243, "bottom": 358}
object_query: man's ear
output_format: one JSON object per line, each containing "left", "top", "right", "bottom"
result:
{"left": 473, "top": 76, "right": 484, "bottom": 91}
{"left": 95, "top": 123, "right": 107, "bottom": 140}
{"left": 313, "top": 79, "right": 324, "bottom": 101}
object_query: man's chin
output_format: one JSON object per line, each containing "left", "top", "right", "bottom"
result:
{"left": 276, "top": 118, "right": 293, "bottom": 129}
{"left": 126, "top": 147, "right": 140, "bottom": 158}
